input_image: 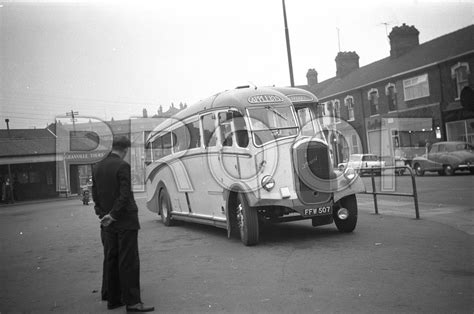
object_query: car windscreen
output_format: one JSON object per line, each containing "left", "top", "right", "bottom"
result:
{"left": 455, "top": 143, "right": 474, "bottom": 151}
{"left": 362, "top": 155, "right": 378, "bottom": 161}
{"left": 247, "top": 105, "right": 298, "bottom": 145}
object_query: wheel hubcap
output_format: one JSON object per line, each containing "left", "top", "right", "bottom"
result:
{"left": 162, "top": 202, "right": 168, "bottom": 220}
{"left": 237, "top": 203, "right": 244, "bottom": 234}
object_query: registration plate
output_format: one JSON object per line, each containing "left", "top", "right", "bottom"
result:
{"left": 303, "top": 206, "right": 332, "bottom": 216}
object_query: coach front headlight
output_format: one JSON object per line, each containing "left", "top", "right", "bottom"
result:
{"left": 261, "top": 175, "right": 275, "bottom": 191}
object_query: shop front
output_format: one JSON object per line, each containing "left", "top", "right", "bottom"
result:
{"left": 0, "top": 155, "right": 58, "bottom": 201}
{"left": 56, "top": 151, "right": 109, "bottom": 196}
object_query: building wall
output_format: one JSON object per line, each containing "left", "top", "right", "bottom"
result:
{"left": 439, "top": 52, "right": 474, "bottom": 143}
{"left": 318, "top": 62, "right": 452, "bottom": 161}
{"left": 440, "top": 52, "right": 474, "bottom": 107}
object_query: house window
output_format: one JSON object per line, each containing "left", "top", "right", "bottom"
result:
{"left": 368, "top": 88, "right": 379, "bottom": 115}
{"left": 385, "top": 83, "right": 397, "bottom": 111}
{"left": 344, "top": 96, "right": 355, "bottom": 121}
{"left": 351, "top": 134, "right": 359, "bottom": 154}
{"left": 315, "top": 103, "right": 325, "bottom": 117}
{"left": 403, "top": 74, "right": 430, "bottom": 101}
{"left": 333, "top": 99, "right": 341, "bottom": 120}
{"left": 317, "top": 102, "right": 329, "bottom": 117}
{"left": 451, "top": 62, "right": 470, "bottom": 100}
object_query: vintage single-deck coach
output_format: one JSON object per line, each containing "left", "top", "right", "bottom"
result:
{"left": 145, "top": 86, "right": 365, "bottom": 245}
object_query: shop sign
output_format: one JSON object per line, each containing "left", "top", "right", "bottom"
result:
{"left": 64, "top": 150, "right": 108, "bottom": 162}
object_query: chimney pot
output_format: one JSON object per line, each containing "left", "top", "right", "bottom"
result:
{"left": 306, "top": 68, "right": 318, "bottom": 86}
{"left": 388, "top": 23, "right": 420, "bottom": 58}
{"left": 335, "top": 51, "right": 359, "bottom": 78}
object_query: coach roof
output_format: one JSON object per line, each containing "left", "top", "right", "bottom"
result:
{"left": 270, "top": 86, "right": 318, "bottom": 103}
{"left": 149, "top": 86, "right": 295, "bottom": 136}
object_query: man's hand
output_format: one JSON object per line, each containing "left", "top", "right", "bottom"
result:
{"left": 100, "top": 214, "right": 116, "bottom": 227}
{"left": 94, "top": 205, "right": 102, "bottom": 217}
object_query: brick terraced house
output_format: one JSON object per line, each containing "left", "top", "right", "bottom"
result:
{"left": 301, "top": 24, "right": 474, "bottom": 166}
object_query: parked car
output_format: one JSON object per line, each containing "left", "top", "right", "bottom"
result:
{"left": 380, "top": 156, "right": 409, "bottom": 176}
{"left": 338, "top": 154, "right": 386, "bottom": 176}
{"left": 412, "top": 141, "right": 474, "bottom": 176}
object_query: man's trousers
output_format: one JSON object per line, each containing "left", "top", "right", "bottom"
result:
{"left": 103, "top": 227, "right": 141, "bottom": 306}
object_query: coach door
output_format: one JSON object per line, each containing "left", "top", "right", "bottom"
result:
{"left": 183, "top": 112, "right": 224, "bottom": 218}
{"left": 218, "top": 110, "right": 255, "bottom": 192}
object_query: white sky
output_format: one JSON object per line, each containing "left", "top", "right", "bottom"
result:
{"left": 1, "top": 0, "right": 473, "bottom": 129}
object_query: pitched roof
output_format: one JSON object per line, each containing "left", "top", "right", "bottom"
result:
{"left": 0, "top": 128, "right": 57, "bottom": 157}
{"left": 302, "top": 24, "right": 474, "bottom": 99}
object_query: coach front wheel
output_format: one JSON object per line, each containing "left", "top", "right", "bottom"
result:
{"left": 334, "top": 194, "right": 358, "bottom": 233}
{"left": 236, "top": 193, "right": 259, "bottom": 246}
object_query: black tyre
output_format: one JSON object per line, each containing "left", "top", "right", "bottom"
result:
{"left": 334, "top": 194, "right": 358, "bottom": 233}
{"left": 414, "top": 163, "right": 424, "bottom": 176}
{"left": 159, "top": 189, "right": 174, "bottom": 226}
{"left": 443, "top": 164, "right": 454, "bottom": 176}
{"left": 236, "top": 193, "right": 259, "bottom": 246}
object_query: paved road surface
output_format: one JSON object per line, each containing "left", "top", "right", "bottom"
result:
{"left": 0, "top": 193, "right": 472, "bottom": 313}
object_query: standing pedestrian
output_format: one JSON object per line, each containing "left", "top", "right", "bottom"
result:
{"left": 0, "top": 176, "right": 5, "bottom": 203}
{"left": 92, "top": 136, "right": 154, "bottom": 312}
{"left": 4, "top": 178, "right": 14, "bottom": 204}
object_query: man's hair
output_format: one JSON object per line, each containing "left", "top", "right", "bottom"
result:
{"left": 112, "top": 136, "right": 131, "bottom": 151}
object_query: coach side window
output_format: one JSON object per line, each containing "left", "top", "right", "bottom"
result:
{"left": 233, "top": 111, "right": 249, "bottom": 148}
{"left": 186, "top": 120, "right": 201, "bottom": 149}
{"left": 201, "top": 113, "right": 218, "bottom": 148}
{"left": 218, "top": 112, "right": 233, "bottom": 147}
{"left": 172, "top": 125, "right": 187, "bottom": 153}
{"left": 152, "top": 132, "right": 172, "bottom": 160}
{"left": 217, "top": 111, "right": 249, "bottom": 148}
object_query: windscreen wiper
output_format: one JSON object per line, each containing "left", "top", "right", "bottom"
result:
{"left": 266, "top": 106, "right": 288, "bottom": 121}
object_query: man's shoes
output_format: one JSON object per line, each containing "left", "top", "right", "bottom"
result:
{"left": 126, "top": 303, "right": 155, "bottom": 312}
{"left": 107, "top": 302, "right": 124, "bottom": 310}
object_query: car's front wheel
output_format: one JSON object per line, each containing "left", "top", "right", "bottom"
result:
{"left": 414, "top": 163, "right": 424, "bottom": 176}
{"left": 443, "top": 164, "right": 454, "bottom": 176}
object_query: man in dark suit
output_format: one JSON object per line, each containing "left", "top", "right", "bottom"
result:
{"left": 92, "top": 136, "right": 154, "bottom": 312}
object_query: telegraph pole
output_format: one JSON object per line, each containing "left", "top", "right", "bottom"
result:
{"left": 66, "top": 110, "right": 78, "bottom": 134}
{"left": 282, "top": 0, "right": 294, "bottom": 87}
{"left": 337, "top": 27, "right": 341, "bottom": 52}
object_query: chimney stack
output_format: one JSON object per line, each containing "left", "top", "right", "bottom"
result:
{"left": 306, "top": 68, "right": 318, "bottom": 86}
{"left": 389, "top": 23, "right": 419, "bottom": 58}
{"left": 335, "top": 51, "right": 359, "bottom": 78}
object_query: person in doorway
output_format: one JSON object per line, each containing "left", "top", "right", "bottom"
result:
{"left": 92, "top": 136, "right": 154, "bottom": 312}
{"left": 3, "top": 178, "right": 14, "bottom": 204}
